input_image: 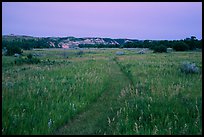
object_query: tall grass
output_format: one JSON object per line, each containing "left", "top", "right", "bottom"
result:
{"left": 105, "top": 52, "right": 202, "bottom": 135}
{"left": 2, "top": 50, "right": 202, "bottom": 135}
{"left": 2, "top": 53, "right": 111, "bottom": 134}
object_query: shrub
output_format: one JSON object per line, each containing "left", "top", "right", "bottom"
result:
{"left": 27, "top": 57, "right": 40, "bottom": 64}
{"left": 14, "top": 57, "right": 25, "bottom": 65}
{"left": 180, "top": 61, "right": 199, "bottom": 74}
{"left": 137, "top": 50, "right": 145, "bottom": 54}
{"left": 14, "top": 56, "right": 40, "bottom": 65}
{"left": 5, "top": 45, "right": 23, "bottom": 56}
{"left": 27, "top": 53, "right": 33, "bottom": 59}
{"left": 173, "top": 41, "right": 189, "bottom": 51}
{"left": 167, "top": 48, "right": 173, "bottom": 53}
{"left": 76, "top": 50, "right": 84, "bottom": 56}
{"left": 153, "top": 44, "right": 167, "bottom": 53}
{"left": 116, "top": 51, "right": 124, "bottom": 55}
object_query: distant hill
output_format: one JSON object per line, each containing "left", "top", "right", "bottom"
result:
{"left": 2, "top": 34, "right": 202, "bottom": 52}
{"left": 2, "top": 34, "right": 140, "bottom": 48}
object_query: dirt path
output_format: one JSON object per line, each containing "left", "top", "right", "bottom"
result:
{"left": 54, "top": 59, "right": 132, "bottom": 135}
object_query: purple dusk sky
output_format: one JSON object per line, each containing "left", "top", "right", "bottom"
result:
{"left": 2, "top": 2, "right": 202, "bottom": 40}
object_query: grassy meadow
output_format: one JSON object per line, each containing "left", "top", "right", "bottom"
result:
{"left": 2, "top": 48, "right": 202, "bottom": 135}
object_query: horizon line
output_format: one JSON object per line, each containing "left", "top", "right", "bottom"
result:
{"left": 2, "top": 33, "right": 202, "bottom": 41}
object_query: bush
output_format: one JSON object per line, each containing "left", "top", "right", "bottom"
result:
{"left": 14, "top": 56, "right": 40, "bottom": 65}
{"left": 14, "top": 58, "right": 25, "bottom": 65}
{"left": 27, "top": 57, "right": 40, "bottom": 64}
{"left": 153, "top": 44, "right": 167, "bottom": 53}
{"left": 76, "top": 50, "right": 84, "bottom": 56}
{"left": 180, "top": 61, "right": 199, "bottom": 74}
{"left": 27, "top": 53, "right": 33, "bottom": 59}
{"left": 116, "top": 51, "right": 125, "bottom": 55}
{"left": 5, "top": 45, "right": 23, "bottom": 56}
{"left": 173, "top": 41, "right": 189, "bottom": 51}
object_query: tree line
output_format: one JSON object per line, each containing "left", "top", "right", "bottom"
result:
{"left": 2, "top": 38, "right": 50, "bottom": 50}
{"left": 2, "top": 38, "right": 51, "bottom": 55}
{"left": 2, "top": 36, "right": 202, "bottom": 56}
{"left": 122, "top": 36, "right": 202, "bottom": 51}
{"left": 79, "top": 36, "right": 202, "bottom": 52}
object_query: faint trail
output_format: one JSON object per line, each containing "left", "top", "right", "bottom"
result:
{"left": 113, "top": 56, "right": 135, "bottom": 89}
{"left": 54, "top": 58, "right": 133, "bottom": 135}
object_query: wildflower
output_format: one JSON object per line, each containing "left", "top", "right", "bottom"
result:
{"left": 23, "top": 109, "right": 26, "bottom": 113}
{"left": 135, "top": 88, "right": 139, "bottom": 96}
{"left": 149, "top": 97, "right": 153, "bottom": 102}
{"left": 72, "top": 103, "right": 76, "bottom": 111}
{"left": 139, "top": 116, "right": 142, "bottom": 122}
{"left": 108, "top": 117, "right": 111, "bottom": 125}
{"left": 148, "top": 104, "right": 151, "bottom": 111}
{"left": 48, "top": 119, "right": 52, "bottom": 128}
{"left": 134, "top": 122, "right": 139, "bottom": 133}
{"left": 168, "top": 127, "right": 172, "bottom": 135}
{"left": 119, "top": 108, "right": 122, "bottom": 113}
{"left": 117, "top": 110, "right": 119, "bottom": 116}
{"left": 174, "top": 114, "right": 178, "bottom": 121}
{"left": 153, "top": 125, "right": 159, "bottom": 135}
{"left": 112, "top": 117, "right": 115, "bottom": 122}
{"left": 184, "top": 123, "right": 187, "bottom": 129}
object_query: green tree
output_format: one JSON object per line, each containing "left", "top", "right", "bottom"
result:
{"left": 184, "top": 36, "right": 197, "bottom": 50}
{"left": 172, "top": 41, "right": 189, "bottom": 51}
{"left": 153, "top": 44, "right": 167, "bottom": 53}
{"left": 6, "top": 45, "right": 23, "bottom": 56}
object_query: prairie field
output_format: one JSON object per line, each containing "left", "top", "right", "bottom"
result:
{"left": 2, "top": 48, "right": 202, "bottom": 135}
